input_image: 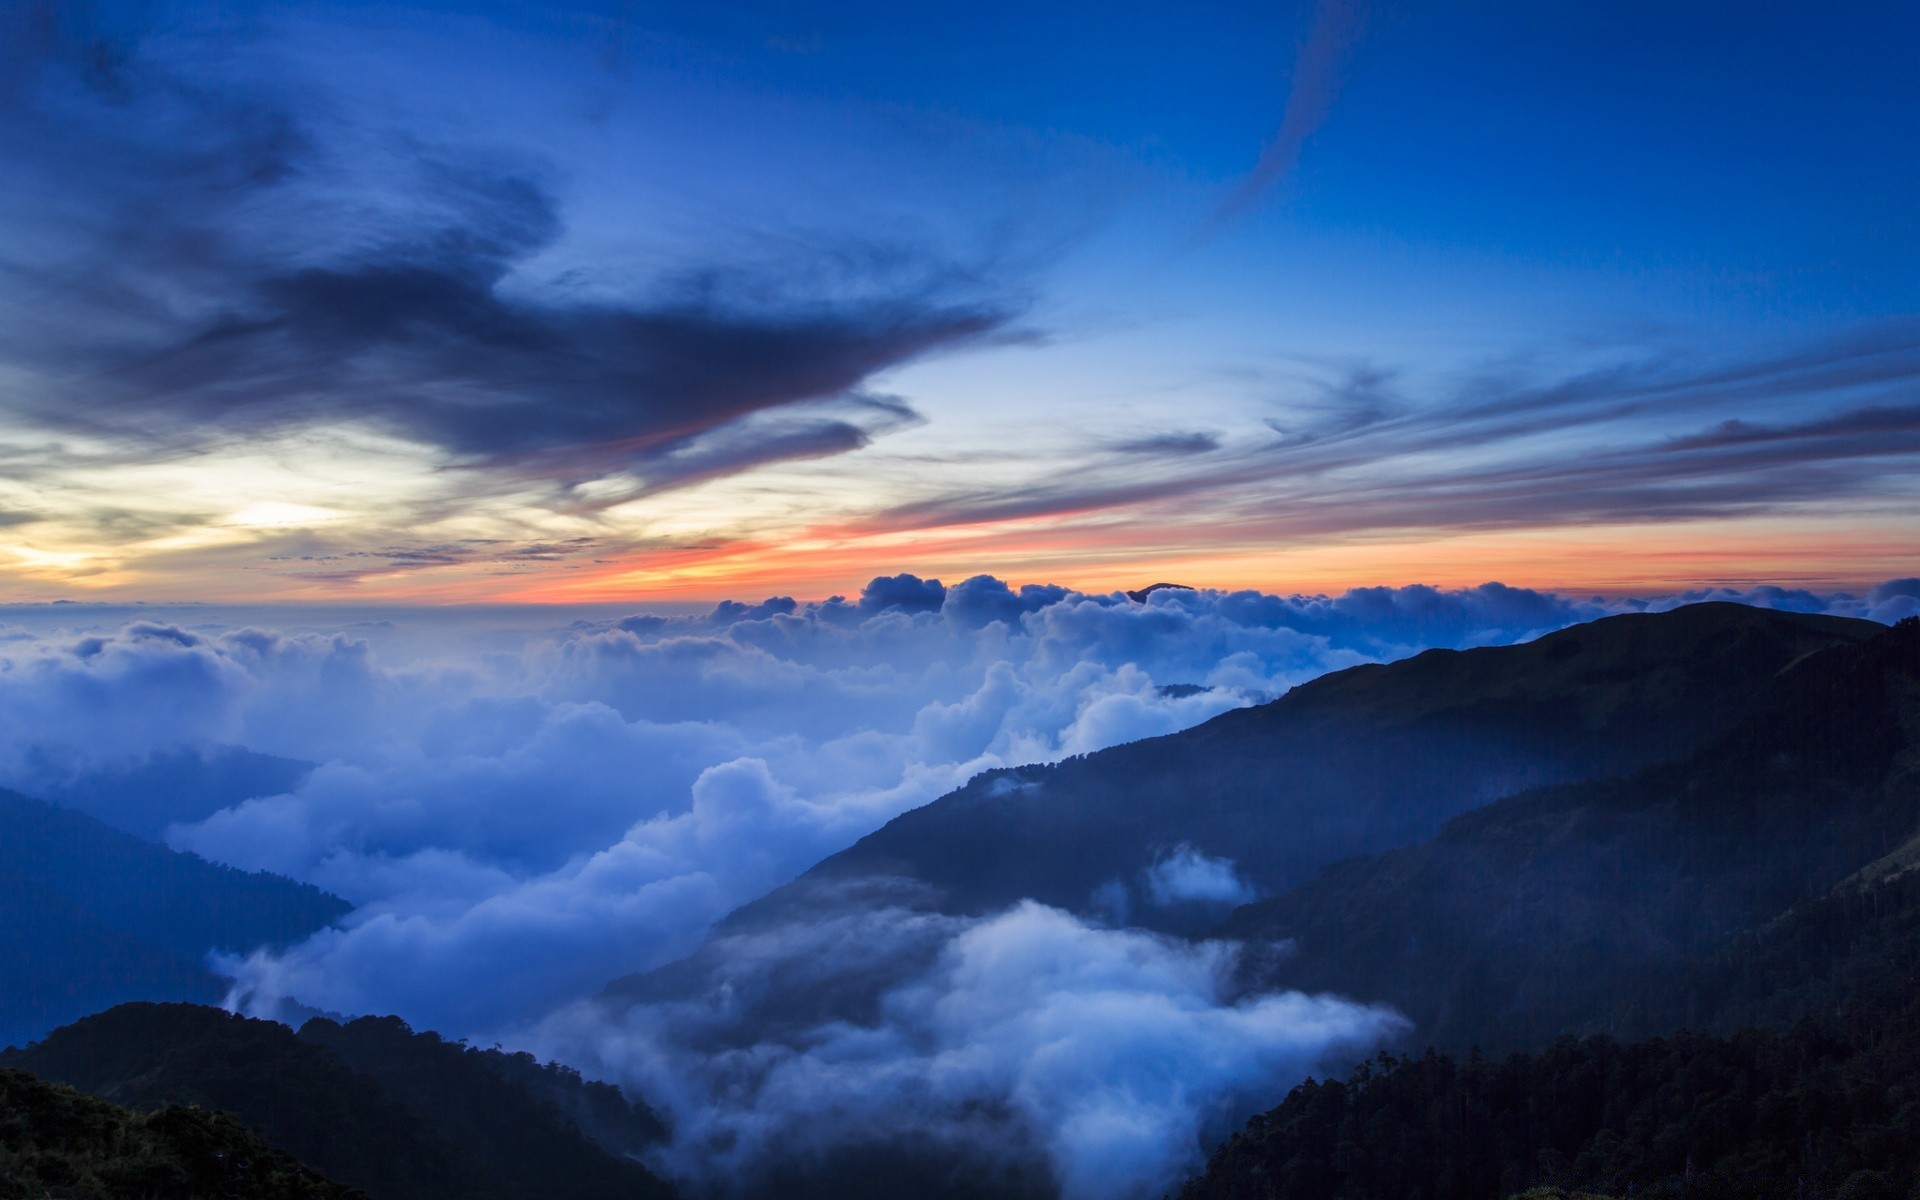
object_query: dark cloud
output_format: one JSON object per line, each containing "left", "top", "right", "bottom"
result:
{"left": 858, "top": 572, "right": 949, "bottom": 614}
{"left": 942, "top": 574, "right": 1074, "bottom": 629}
{"left": 83, "top": 232, "right": 1003, "bottom": 479}
{"left": 1111, "top": 431, "right": 1221, "bottom": 455}
{"left": 0, "top": 14, "right": 1017, "bottom": 498}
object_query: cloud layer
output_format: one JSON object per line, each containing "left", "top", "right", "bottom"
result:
{"left": 2, "top": 573, "right": 1915, "bottom": 1193}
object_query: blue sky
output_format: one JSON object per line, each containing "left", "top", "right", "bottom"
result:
{"left": 0, "top": 0, "right": 1915, "bottom": 600}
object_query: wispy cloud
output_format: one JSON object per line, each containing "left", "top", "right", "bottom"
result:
{"left": 862, "top": 324, "right": 1920, "bottom": 545}
{"left": 1200, "top": 0, "right": 1368, "bottom": 235}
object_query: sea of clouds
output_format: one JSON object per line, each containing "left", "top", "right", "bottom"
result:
{"left": 2, "top": 573, "right": 1915, "bottom": 1196}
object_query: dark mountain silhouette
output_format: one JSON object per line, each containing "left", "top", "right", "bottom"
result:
{"left": 1, "top": 1002, "right": 675, "bottom": 1200}
{"left": 1214, "top": 615, "right": 1920, "bottom": 1054}
{"left": 699, "top": 604, "right": 1878, "bottom": 946}
{"left": 0, "top": 789, "right": 350, "bottom": 1047}
{"left": 0, "top": 1065, "right": 363, "bottom": 1200}
{"left": 1125, "top": 582, "right": 1195, "bottom": 602}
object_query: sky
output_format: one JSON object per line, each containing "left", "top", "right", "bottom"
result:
{"left": 0, "top": 0, "right": 1914, "bottom": 603}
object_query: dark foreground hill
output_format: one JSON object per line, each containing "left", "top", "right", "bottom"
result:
{"left": 0, "top": 790, "right": 350, "bottom": 1047}
{"left": 0, "top": 1066, "right": 362, "bottom": 1200}
{"left": 1, "top": 1003, "right": 674, "bottom": 1200}
{"left": 720, "top": 603, "right": 1878, "bottom": 936}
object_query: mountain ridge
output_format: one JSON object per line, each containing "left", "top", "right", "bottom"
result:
{"left": 622, "top": 603, "right": 1879, "bottom": 991}
{"left": 1212, "top": 615, "right": 1920, "bottom": 1054}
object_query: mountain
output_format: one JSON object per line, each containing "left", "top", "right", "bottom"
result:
{"left": 588, "top": 603, "right": 1900, "bottom": 1197}
{"left": 0, "top": 1066, "right": 363, "bottom": 1200}
{"left": 1180, "top": 828, "right": 1920, "bottom": 1200}
{"left": 26, "top": 744, "right": 314, "bottom": 840}
{"left": 0, "top": 789, "right": 351, "bottom": 1047}
{"left": 1, "top": 1002, "right": 675, "bottom": 1200}
{"left": 650, "top": 604, "right": 1878, "bottom": 956}
{"left": 1171, "top": 618, "right": 1920, "bottom": 1198}
{"left": 1213, "top": 615, "right": 1920, "bottom": 1054}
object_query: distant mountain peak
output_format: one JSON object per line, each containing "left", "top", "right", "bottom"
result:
{"left": 1125, "top": 581, "right": 1195, "bottom": 602}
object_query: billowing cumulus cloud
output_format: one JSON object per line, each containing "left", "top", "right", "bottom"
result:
{"left": 0, "top": 573, "right": 1911, "bottom": 1193}
{"left": 542, "top": 900, "right": 1404, "bottom": 1200}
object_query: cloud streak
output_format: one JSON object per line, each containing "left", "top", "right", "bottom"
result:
{"left": 1203, "top": 0, "right": 1367, "bottom": 233}
{"left": 866, "top": 324, "right": 1920, "bottom": 545}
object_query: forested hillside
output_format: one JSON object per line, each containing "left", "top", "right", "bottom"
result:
{"left": 1180, "top": 618, "right": 1920, "bottom": 1199}
{"left": 0, "top": 1067, "right": 362, "bottom": 1200}
{"left": 1216, "top": 614, "right": 1920, "bottom": 1052}
{"left": 1182, "top": 862, "right": 1920, "bottom": 1200}
{"left": 2, "top": 1004, "right": 674, "bottom": 1200}
{"left": 0, "top": 790, "right": 350, "bottom": 1047}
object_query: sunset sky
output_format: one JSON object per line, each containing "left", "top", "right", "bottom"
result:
{"left": 2, "top": 0, "right": 1915, "bottom": 603}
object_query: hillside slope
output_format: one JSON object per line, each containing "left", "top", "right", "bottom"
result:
{"left": 1, "top": 1003, "right": 674, "bottom": 1200}
{"left": 0, "top": 790, "right": 350, "bottom": 1047}
{"left": 0, "top": 1066, "right": 363, "bottom": 1200}
{"left": 1214, "top": 616, "right": 1920, "bottom": 1054}
{"left": 1181, "top": 837, "right": 1920, "bottom": 1200}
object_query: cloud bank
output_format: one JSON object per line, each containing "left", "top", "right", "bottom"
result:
{"left": 1, "top": 573, "right": 1914, "bottom": 1193}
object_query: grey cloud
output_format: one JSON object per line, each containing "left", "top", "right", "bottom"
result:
{"left": 1111, "top": 431, "right": 1221, "bottom": 456}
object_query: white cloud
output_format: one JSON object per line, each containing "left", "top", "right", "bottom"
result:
{"left": 1145, "top": 844, "right": 1259, "bottom": 908}
{"left": 540, "top": 901, "right": 1405, "bottom": 1200}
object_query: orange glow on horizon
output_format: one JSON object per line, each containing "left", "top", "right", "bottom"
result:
{"left": 473, "top": 516, "right": 1920, "bottom": 606}
{"left": 6, "top": 505, "right": 1914, "bottom": 608}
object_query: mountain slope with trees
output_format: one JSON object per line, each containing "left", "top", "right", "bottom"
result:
{"left": 1182, "top": 846, "right": 1920, "bottom": 1200}
{"left": 0, "top": 1066, "right": 363, "bottom": 1200}
{"left": 1214, "top": 615, "right": 1920, "bottom": 1054}
{"left": 0, "top": 790, "right": 350, "bottom": 1047}
{"left": 1, "top": 1004, "right": 674, "bottom": 1200}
